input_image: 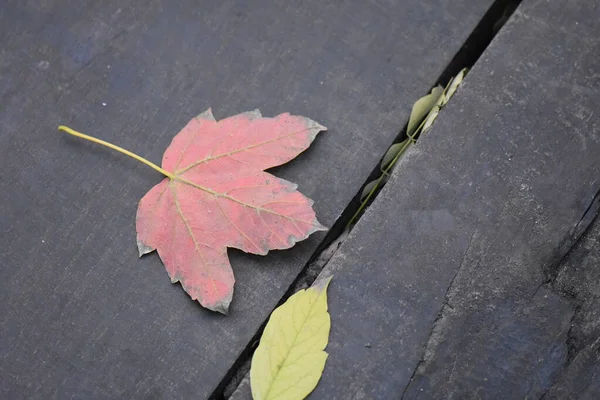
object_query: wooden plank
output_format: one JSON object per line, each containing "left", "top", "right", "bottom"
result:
{"left": 544, "top": 212, "right": 600, "bottom": 399}
{"left": 228, "top": 0, "right": 600, "bottom": 398}
{"left": 399, "top": 0, "right": 600, "bottom": 396}
{"left": 0, "top": 0, "right": 497, "bottom": 398}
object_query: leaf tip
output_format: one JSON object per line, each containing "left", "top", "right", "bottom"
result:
{"left": 207, "top": 299, "right": 230, "bottom": 315}
{"left": 312, "top": 218, "right": 328, "bottom": 233}
{"left": 314, "top": 275, "right": 333, "bottom": 292}
{"left": 136, "top": 239, "right": 154, "bottom": 257}
{"left": 250, "top": 109, "right": 263, "bottom": 119}
{"left": 195, "top": 285, "right": 233, "bottom": 315}
{"left": 309, "top": 119, "right": 327, "bottom": 134}
{"left": 196, "top": 108, "right": 216, "bottom": 121}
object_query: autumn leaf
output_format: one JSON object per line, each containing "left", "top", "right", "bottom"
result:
{"left": 407, "top": 85, "right": 443, "bottom": 136}
{"left": 380, "top": 139, "right": 411, "bottom": 171}
{"left": 251, "top": 277, "right": 332, "bottom": 400}
{"left": 439, "top": 67, "right": 468, "bottom": 107}
{"left": 59, "top": 109, "right": 327, "bottom": 314}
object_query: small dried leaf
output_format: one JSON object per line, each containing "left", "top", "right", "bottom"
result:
{"left": 251, "top": 277, "right": 333, "bottom": 400}
{"left": 421, "top": 106, "right": 440, "bottom": 133}
{"left": 440, "top": 68, "right": 468, "bottom": 106}
{"left": 408, "top": 85, "right": 443, "bottom": 136}
{"left": 381, "top": 139, "right": 411, "bottom": 170}
{"left": 360, "top": 176, "right": 388, "bottom": 201}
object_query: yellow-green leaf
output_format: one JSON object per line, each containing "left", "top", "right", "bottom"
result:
{"left": 440, "top": 68, "right": 468, "bottom": 106}
{"left": 407, "top": 85, "right": 443, "bottom": 136}
{"left": 421, "top": 106, "right": 440, "bottom": 133}
{"left": 360, "top": 176, "right": 388, "bottom": 201}
{"left": 251, "top": 277, "right": 332, "bottom": 400}
{"left": 381, "top": 139, "right": 411, "bottom": 170}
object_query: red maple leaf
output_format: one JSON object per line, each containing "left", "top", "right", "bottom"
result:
{"left": 136, "top": 109, "right": 326, "bottom": 313}
{"left": 61, "top": 109, "right": 326, "bottom": 314}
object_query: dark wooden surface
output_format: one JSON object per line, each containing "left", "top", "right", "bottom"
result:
{"left": 544, "top": 214, "right": 600, "bottom": 399}
{"left": 0, "top": 0, "right": 496, "bottom": 398}
{"left": 232, "top": 0, "right": 600, "bottom": 398}
{"left": 400, "top": 1, "right": 600, "bottom": 396}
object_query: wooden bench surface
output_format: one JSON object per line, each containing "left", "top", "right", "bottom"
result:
{"left": 276, "top": 0, "right": 600, "bottom": 398}
{"left": 0, "top": 0, "right": 496, "bottom": 398}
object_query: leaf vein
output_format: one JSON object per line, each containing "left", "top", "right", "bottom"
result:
{"left": 172, "top": 175, "right": 321, "bottom": 228}
{"left": 215, "top": 197, "right": 263, "bottom": 254}
{"left": 174, "top": 127, "right": 314, "bottom": 174}
{"left": 169, "top": 183, "right": 219, "bottom": 298}
{"left": 257, "top": 210, "right": 289, "bottom": 247}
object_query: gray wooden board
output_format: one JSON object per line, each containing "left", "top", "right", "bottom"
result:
{"left": 400, "top": 1, "right": 600, "bottom": 397}
{"left": 0, "top": 0, "right": 496, "bottom": 398}
{"left": 233, "top": 0, "right": 600, "bottom": 398}
{"left": 544, "top": 208, "right": 600, "bottom": 399}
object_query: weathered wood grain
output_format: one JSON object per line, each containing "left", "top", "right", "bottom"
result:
{"left": 0, "top": 0, "right": 495, "bottom": 398}
{"left": 256, "top": 0, "right": 600, "bottom": 398}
